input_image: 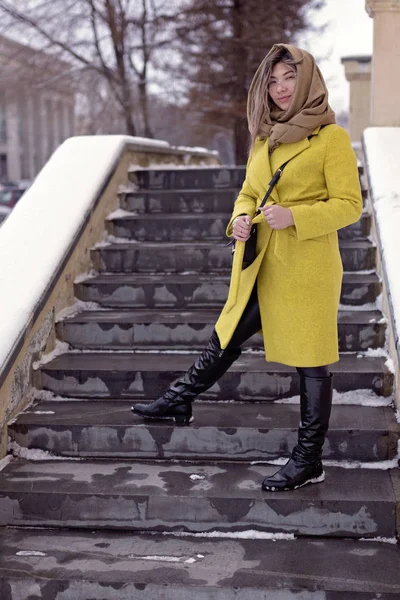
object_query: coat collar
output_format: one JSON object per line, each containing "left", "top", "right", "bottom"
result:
{"left": 272, "top": 125, "right": 321, "bottom": 166}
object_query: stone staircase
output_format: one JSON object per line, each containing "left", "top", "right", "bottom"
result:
{"left": 1, "top": 165, "right": 400, "bottom": 598}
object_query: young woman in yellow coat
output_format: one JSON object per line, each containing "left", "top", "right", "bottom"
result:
{"left": 133, "top": 43, "right": 363, "bottom": 492}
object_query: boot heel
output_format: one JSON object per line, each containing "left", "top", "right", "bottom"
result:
{"left": 174, "top": 415, "right": 193, "bottom": 426}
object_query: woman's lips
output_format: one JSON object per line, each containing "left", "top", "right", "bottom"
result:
{"left": 279, "top": 96, "right": 291, "bottom": 103}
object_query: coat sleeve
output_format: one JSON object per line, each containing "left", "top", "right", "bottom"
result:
{"left": 225, "top": 162, "right": 258, "bottom": 237}
{"left": 288, "top": 126, "right": 363, "bottom": 241}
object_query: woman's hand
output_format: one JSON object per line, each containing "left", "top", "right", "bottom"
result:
{"left": 260, "top": 205, "right": 294, "bottom": 229}
{"left": 232, "top": 215, "right": 252, "bottom": 241}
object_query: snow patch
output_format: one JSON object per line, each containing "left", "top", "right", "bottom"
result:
{"left": 357, "top": 348, "right": 388, "bottom": 359}
{"left": 0, "top": 455, "right": 12, "bottom": 472}
{"left": 127, "top": 136, "right": 170, "bottom": 149}
{"left": 339, "top": 302, "right": 377, "bottom": 312}
{"left": 106, "top": 208, "right": 137, "bottom": 220}
{"left": 162, "top": 530, "right": 295, "bottom": 541}
{"left": 385, "top": 358, "right": 395, "bottom": 374}
{"left": 31, "top": 388, "right": 79, "bottom": 403}
{"left": 55, "top": 299, "right": 105, "bottom": 322}
{"left": 74, "top": 269, "right": 98, "bottom": 284}
{"left": 175, "top": 145, "right": 218, "bottom": 154}
{"left": 92, "top": 233, "right": 138, "bottom": 248}
{"left": 118, "top": 181, "right": 138, "bottom": 194}
{"left": 8, "top": 440, "right": 81, "bottom": 461}
{"left": 32, "top": 340, "right": 69, "bottom": 370}
{"left": 251, "top": 457, "right": 398, "bottom": 470}
{"left": 129, "top": 161, "right": 220, "bottom": 172}
{"left": 360, "top": 537, "right": 398, "bottom": 545}
{"left": 274, "top": 388, "right": 393, "bottom": 407}
{"left": 127, "top": 553, "right": 206, "bottom": 564}
{"left": 253, "top": 441, "right": 400, "bottom": 470}
{"left": 190, "top": 474, "right": 205, "bottom": 481}
{"left": 16, "top": 551, "right": 47, "bottom": 557}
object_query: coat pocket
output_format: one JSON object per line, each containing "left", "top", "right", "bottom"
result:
{"left": 289, "top": 229, "right": 329, "bottom": 244}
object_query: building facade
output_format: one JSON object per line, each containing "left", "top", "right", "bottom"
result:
{"left": 0, "top": 35, "right": 75, "bottom": 182}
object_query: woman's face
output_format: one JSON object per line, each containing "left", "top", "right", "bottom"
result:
{"left": 268, "top": 62, "right": 297, "bottom": 111}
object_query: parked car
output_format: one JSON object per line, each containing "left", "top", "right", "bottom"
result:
{"left": 0, "top": 181, "right": 18, "bottom": 191}
{"left": 0, "top": 187, "right": 27, "bottom": 209}
{"left": 0, "top": 204, "right": 11, "bottom": 225}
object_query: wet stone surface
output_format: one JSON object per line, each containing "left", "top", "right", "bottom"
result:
{"left": 9, "top": 400, "right": 397, "bottom": 462}
{"left": 0, "top": 459, "right": 395, "bottom": 537}
{"left": 1, "top": 528, "right": 400, "bottom": 599}
{"left": 39, "top": 353, "right": 393, "bottom": 399}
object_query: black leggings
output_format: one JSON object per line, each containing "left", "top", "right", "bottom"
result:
{"left": 226, "top": 285, "right": 330, "bottom": 378}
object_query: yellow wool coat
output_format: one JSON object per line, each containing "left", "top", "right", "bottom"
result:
{"left": 215, "top": 124, "right": 363, "bottom": 367}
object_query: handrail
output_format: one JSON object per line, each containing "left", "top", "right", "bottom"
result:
{"left": 0, "top": 135, "right": 218, "bottom": 387}
{"left": 363, "top": 127, "right": 400, "bottom": 386}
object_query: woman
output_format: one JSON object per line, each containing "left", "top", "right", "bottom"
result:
{"left": 132, "top": 43, "right": 363, "bottom": 492}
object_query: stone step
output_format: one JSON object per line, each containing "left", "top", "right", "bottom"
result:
{"left": 0, "top": 457, "right": 396, "bottom": 537}
{"left": 91, "top": 240, "right": 376, "bottom": 274}
{"left": 129, "top": 166, "right": 364, "bottom": 190}
{"left": 57, "top": 309, "right": 386, "bottom": 353}
{"left": 122, "top": 186, "right": 369, "bottom": 214}
{"left": 1, "top": 529, "right": 400, "bottom": 598}
{"left": 76, "top": 272, "right": 381, "bottom": 308}
{"left": 11, "top": 400, "right": 399, "bottom": 462}
{"left": 39, "top": 352, "right": 393, "bottom": 399}
{"left": 129, "top": 167, "right": 247, "bottom": 190}
{"left": 107, "top": 212, "right": 371, "bottom": 243}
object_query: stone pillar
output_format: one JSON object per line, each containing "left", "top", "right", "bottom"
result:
{"left": 26, "top": 95, "right": 36, "bottom": 180}
{"left": 5, "top": 97, "right": 21, "bottom": 181}
{"left": 69, "top": 103, "right": 75, "bottom": 137}
{"left": 38, "top": 95, "right": 48, "bottom": 168}
{"left": 62, "top": 103, "right": 70, "bottom": 141}
{"left": 341, "top": 56, "right": 371, "bottom": 143}
{"left": 366, "top": 0, "right": 400, "bottom": 126}
{"left": 53, "top": 97, "right": 62, "bottom": 149}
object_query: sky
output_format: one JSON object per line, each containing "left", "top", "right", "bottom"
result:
{"left": 299, "top": 0, "right": 373, "bottom": 115}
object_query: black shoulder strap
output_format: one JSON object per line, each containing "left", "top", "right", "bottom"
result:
{"left": 257, "top": 160, "right": 289, "bottom": 213}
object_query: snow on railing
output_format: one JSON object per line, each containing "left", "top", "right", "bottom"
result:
{"left": 0, "top": 135, "right": 217, "bottom": 383}
{"left": 363, "top": 127, "right": 400, "bottom": 367}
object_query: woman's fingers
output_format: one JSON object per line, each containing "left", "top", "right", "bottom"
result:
{"left": 261, "top": 206, "right": 294, "bottom": 229}
{"left": 232, "top": 215, "right": 251, "bottom": 241}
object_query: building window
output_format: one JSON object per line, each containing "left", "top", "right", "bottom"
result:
{"left": 0, "top": 154, "right": 7, "bottom": 179}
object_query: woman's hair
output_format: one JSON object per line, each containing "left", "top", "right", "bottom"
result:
{"left": 248, "top": 47, "right": 298, "bottom": 151}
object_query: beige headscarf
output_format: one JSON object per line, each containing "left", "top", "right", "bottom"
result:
{"left": 247, "top": 43, "right": 336, "bottom": 153}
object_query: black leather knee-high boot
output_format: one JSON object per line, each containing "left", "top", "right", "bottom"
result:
{"left": 262, "top": 372, "right": 333, "bottom": 491}
{"left": 131, "top": 330, "right": 241, "bottom": 425}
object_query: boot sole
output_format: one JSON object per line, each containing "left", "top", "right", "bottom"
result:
{"left": 262, "top": 471, "right": 325, "bottom": 492}
{"left": 131, "top": 408, "right": 193, "bottom": 426}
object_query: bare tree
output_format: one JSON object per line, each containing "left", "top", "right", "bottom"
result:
{"left": 0, "top": 0, "right": 175, "bottom": 136}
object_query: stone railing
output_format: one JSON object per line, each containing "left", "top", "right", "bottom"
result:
{"left": 341, "top": 55, "right": 371, "bottom": 143}
{"left": 0, "top": 135, "right": 220, "bottom": 457}
{"left": 363, "top": 127, "right": 400, "bottom": 407}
